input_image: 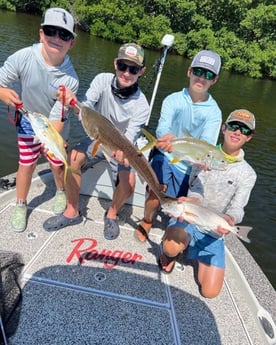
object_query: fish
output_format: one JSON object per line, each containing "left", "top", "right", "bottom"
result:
{"left": 139, "top": 129, "right": 228, "bottom": 170}
{"left": 23, "top": 110, "right": 77, "bottom": 182}
{"left": 161, "top": 200, "right": 252, "bottom": 243}
{"left": 77, "top": 104, "right": 177, "bottom": 204}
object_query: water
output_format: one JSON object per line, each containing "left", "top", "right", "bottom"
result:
{"left": 0, "top": 10, "right": 275, "bottom": 289}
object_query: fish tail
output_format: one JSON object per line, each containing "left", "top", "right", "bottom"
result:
{"left": 159, "top": 192, "right": 178, "bottom": 203}
{"left": 63, "top": 163, "right": 81, "bottom": 183}
{"left": 235, "top": 226, "right": 253, "bottom": 243}
{"left": 138, "top": 128, "right": 157, "bottom": 152}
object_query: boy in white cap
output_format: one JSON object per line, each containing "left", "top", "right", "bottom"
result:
{"left": 135, "top": 50, "right": 222, "bottom": 242}
{"left": 43, "top": 43, "right": 149, "bottom": 240}
{"left": 0, "top": 8, "right": 79, "bottom": 232}
{"left": 159, "top": 109, "right": 257, "bottom": 298}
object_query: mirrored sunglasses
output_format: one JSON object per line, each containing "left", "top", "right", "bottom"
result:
{"left": 191, "top": 67, "right": 216, "bottom": 80}
{"left": 116, "top": 61, "right": 141, "bottom": 75}
{"left": 226, "top": 122, "right": 253, "bottom": 136}
{"left": 42, "top": 26, "right": 74, "bottom": 42}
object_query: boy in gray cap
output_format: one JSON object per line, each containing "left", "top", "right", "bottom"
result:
{"left": 135, "top": 49, "right": 222, "bottom": 242}
{"left": 159, "top": 109, "right": 256, "bottom": 298}
{"left": 43, "top": 43, "right": 149, "bottom": 240}
{"left": 0, "top": 8, "right": 78, "bottom": 232}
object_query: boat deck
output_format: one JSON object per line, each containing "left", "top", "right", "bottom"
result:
{"left": 0, "top": 164, "right": 275, "bottom": 345}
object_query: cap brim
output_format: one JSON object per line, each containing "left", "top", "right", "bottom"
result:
{"left": 41, "top": 23, "right": 77, "bottom": 37}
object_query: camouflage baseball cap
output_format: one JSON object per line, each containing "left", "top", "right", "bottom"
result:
{"left": 117, "top": 43, "right": 145, "bottom": 67}
{"left": 226, "top": 109, "right": 256, "bottom": 130}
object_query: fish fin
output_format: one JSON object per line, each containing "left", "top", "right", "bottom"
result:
{"left": 91, "top": 140, "right": 100, "bottom": 157}
{"left": 137, "top": 142, "right": 153, "bottom": 153}
{"left": 235, "top": 225, "right": 253, "bottom": 243}
{"left": 47, "top": 119, "right": 65, "bottom": 148}
{"left": 182, "top": 130, "right": 193, "bottom": 138}
{"left": 47, "top": 152, "right": 55, "bottom": 159}
{"left": 185, "top": 211, "right": 198, "bottom": 217}
{"left": 169, "top": 158, "right": 181, "bottom": 164}
{"left": 138, "top": 128, "right": 157, "bottom": 152}
{"left": 63, "top": 163, "right": 81, "bottom": 183}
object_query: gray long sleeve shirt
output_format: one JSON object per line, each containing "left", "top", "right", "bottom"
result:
{"left": 0, "top": 43, "right": 79, "bottom": 139}
{"left": 82, "top": 73, "right": 149, "bottom": 144}
{"left": 188, "top": 149, "right": 257, "bottom": 224}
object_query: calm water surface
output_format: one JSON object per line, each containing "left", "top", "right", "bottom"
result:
{"left": 0, "top": 10, "right": 275, "bottom": 288}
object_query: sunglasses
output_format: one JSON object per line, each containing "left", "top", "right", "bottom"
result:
{"left": 42, "top": 26, "right": 74, "bottom": 42}
{"left": 116, "top": 61, "right": 141, "bottom": 75}
{"left": 191, "top": 67, "right": 216, "bottom": 80}
{"left": 225, "top": 122, "right": 253, "bottom": 136}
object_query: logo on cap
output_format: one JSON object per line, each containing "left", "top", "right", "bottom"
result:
{"left": 233, "top": 111, "right": 252, "bottom": 120}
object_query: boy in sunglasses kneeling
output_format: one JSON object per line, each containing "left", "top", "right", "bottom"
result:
{"left": 135, "top": 50, "right": 222, "bottom": 242}
{"left": 159, "top": 109, "right": 257, "bottom": 298}
{"left": 0, "top": 8, "right": 78, "bottom": 232}
{"left": 43, "top": 43, "right": 149, "bottom": 240}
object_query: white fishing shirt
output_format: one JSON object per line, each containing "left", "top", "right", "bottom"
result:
{"left": 188, "top": 150, "right": 257, "bottom": 224}
{"left": 0, "top": 43, "right": 79, "bottom": 139}
{"left": 156, "top": 87, "right": 222, "bottom": 174}
{"left": 82, "top": 73, "right": 149, "bottom": 144}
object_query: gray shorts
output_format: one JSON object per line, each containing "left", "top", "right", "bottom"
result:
{"left": 74, "top": 136, "right": 132, "bottom": 182}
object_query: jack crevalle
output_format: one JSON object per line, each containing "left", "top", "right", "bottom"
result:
{"left": 161, "top": 200, "right": 252, "bottom": 243}
{"left": 22, "top": 110, "right": 76, "bottom": 182}
{"left": 77, "top": 104, "right": 176, "bottom": 204}
{"left": 140, "top": 129, "right": 228, "bottom": 170}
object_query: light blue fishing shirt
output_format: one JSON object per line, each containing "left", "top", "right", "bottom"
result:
{"left": 82, "top": 73, "right": 149, "bottom": 144}
{"left": 156, "top": 87, "right": 222, "bottom": 174}
{"left": 0, "top": 43, "right": 79, "bottom": 140}
{"left": 188, "top": 149, "right": 257, "bottom": 224}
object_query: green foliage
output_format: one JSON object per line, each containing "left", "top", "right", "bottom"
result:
{"left": 173, "top": 33, "right": 188, "bottom": 55}
{"left": 0, "top": 0, "right": 15, "bottom": 10}
{"left": 1, "top": 0, "right": 275, "bottom": 79}
{"left": 240, "top": 4, "right": 276, "bottom": 43}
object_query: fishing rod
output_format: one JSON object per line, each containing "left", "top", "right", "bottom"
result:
{"left": 146, "top": 34, "right": 175, "bottom": 127}
{"left": 136, "top": 34, "right": 174, "bottom": 151}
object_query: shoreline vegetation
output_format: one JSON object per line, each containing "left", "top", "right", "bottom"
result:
{"left": 1, "top": 0, "right": 275, "bottom": 80}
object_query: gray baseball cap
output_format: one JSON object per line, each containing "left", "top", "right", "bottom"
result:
{"left": 41, "top": 8, "right": 77, "bottom": 37}
{"left": 191, "top": 50, "right": 221, "bottom": 75}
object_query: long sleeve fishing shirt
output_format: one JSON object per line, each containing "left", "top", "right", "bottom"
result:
{"left": 82, "top": 73, "right": 149, "bottom": 144}
{"left": 0, "top": 43, "right": 79, "bottom": 139}
{"left": 156, "top": 87, "right": 222, "bottom": 174}
{"left": 188, "top": 151, "right": 257, "bottom": 224}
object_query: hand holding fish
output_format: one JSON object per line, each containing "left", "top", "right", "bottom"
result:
{"left": 216, "top": 225, "right": 230, "bottom": 236}
{"left": 166, "top": 196, "right": 201, "bottom": 221}
{"left": 139, "top": 129, "right": 228, "bottom": 171}
{"left": 0, "top": 87, "right": 22, "bottom": 108}
{"left": 165, "top": 196, "right": 231, "bottom": 235}
{"left": 161, "top": 198, "right": 252, "bottom": 243}
{"left": 156, "top": 133, "right": 176, "bottom": 152}
{"left": 112, "top": 149, "right": 130, "bottom": 167}
{"left": 216, "top": 214, "right": 235, "bottom": 235}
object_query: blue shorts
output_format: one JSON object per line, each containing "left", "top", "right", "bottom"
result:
{"left": 168, "top": 219, "right": 225, "bottom": 268}
{"left": 74, "top": 136, "right": 131, "bottom": 182}
{"left": 151, "top": 150, "right": 189, "bottom": 197}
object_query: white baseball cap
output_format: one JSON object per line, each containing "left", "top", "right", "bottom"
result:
{"left": 41, "top": 8, "right": 77, "bottom": 37}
